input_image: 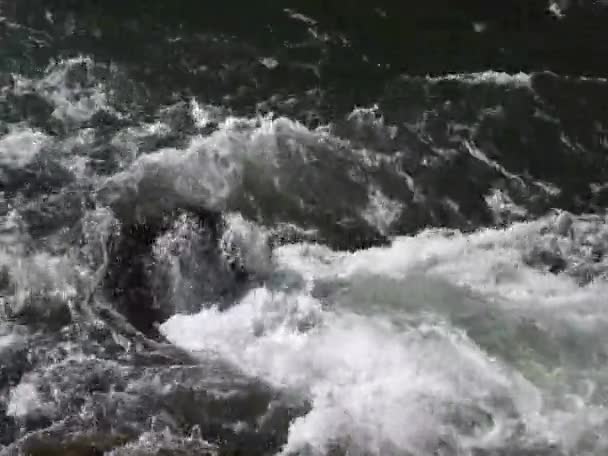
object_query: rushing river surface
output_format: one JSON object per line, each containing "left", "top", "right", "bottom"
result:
{"left": 2, "top": 1, "right": 608, "bottom": 455}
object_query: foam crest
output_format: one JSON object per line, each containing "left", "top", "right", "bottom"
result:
{"left": 422, "top": 71, "right": 533, "bottom": 87}
{"left": 97, "top": 105, "right": 412, "bottom": 248}
{"left": 275, "top": 214, "right": 606, "bottom": 296}
{"left": 100, "top": 113, "right": 325, "bottom": 217}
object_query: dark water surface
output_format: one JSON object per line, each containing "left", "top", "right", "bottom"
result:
{"left": 2, "top": 1, "right": 608, "bottom": 455}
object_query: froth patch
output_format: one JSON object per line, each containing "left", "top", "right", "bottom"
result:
{"left": 7, "top": 377, "right": 53, "bottom": 419}
{"left": 11, "top": 57, "right": 115, "bottom": 124}
{"left": 361, "top": 186, "right": 401, "bottom": 235}
{"left": 422, "top": 71, "right": 533, "bottom": 88}
{"left": 0, "top": 127, "right": 49, "bottom": 168}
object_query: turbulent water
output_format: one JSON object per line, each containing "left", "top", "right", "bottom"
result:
{"left": 2, "top": 1, "right": 608, "bottom": 455}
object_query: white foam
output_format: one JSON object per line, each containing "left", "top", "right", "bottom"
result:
{"left": 260, "top": 57, "right": 279, "bottom": 70}
{"left": 7, "top": 378, "right": 50, "bottom": 418}
{"left": 0, "top": 127, "right": 49, "bottom": 168}
{"left": 590, "top": 182, "right": 608, "bottom": 194}
{"left": 101, "top": 116, "right": 262, "bottom": 213}
{"left": 0, "top": 208, "right": 115, "bottom": 322}
{"left": 472, "top": 22, "right": 487, "bottom": 33}
{"left": 548, "top": 1, "right": 566, "bottom": 18}
{"left": 12, "top": 56, "right": 114, "bottom": 123}
{"left": 189, "top": 99, "right": 225, "bottom": 129}
{"left": 109, "top": 121, "right": 170, "bottom": 169}
{"left": 107, "top": 429, "right": 216, "bottom": 456}
{"left": 346, "top": 104, "right": 399, "bottom": 140}
{"left": 484, "top": 188, "right": 527, "bottom": 223}
{"left": 577, "top": 75, "right": 608, "bottom": 84}
{"left": 422, "top": 71, "right": 532, "bottom": 88}
{"left": 1, "top": 251, "right": 78, "bottom": 316}
{"left": 100, "top": 113, "right": 328, "bottom": 215}
{"left": 162, "top": 287, "right": 539, "bottom": 455}
{"left": 464, "top": 140, "right": 529, "bottom": 186}
{"left": 534, "top": 179, "right": 562, "bottom": 196}
{"left": 162, "top": 214, "right": 608, "bottom": 455}
{"left": 419, "top": 70, "right": 607, "bottom": 87}
{"left": 221, "top": 213, "right": 273, "bottom": 276}
{"left": 284, "top": 9, "right": 318, "bottom": 25}
{"left": 361, "top": 186, "right": 401, "bottom": 235}
{"left": 374, "top": 8, "right": 388, "bottom": 18}
{"left": 315, "top": 220, "right": 606, "bottom": 304}
{"left": 0, "top": 332, "right": 20, "bottom": 352}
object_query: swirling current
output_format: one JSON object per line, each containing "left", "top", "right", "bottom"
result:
{"left": 2, "top": 1, "right": 608, "bottom": 455}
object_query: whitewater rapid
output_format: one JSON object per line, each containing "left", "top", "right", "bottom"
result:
{"left": 2, "top": 55, "right": 608, "bottom": 455}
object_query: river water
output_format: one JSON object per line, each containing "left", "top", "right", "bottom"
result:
{"left": 2, "top": 1, "right": 608, "bottom": 455}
